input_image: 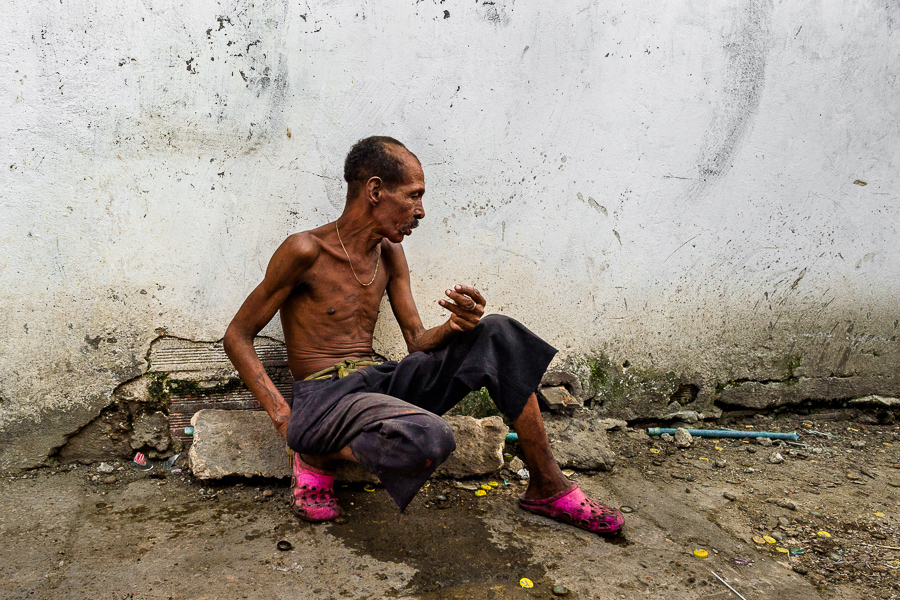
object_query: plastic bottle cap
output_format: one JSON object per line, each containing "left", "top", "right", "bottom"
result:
{"left": 752, "top": 536, "right": 766, "bottom": 545}
{"left": 474, "top": 489, "right": 487, "bottom": 496}
{"left": 817, "top": 530, "right": 831, "bottom": 538}
{"left": 480, "top": 484, "right": 492, "bottom": 490}
{"left": 715, "top": 446, "right": 723, "bottom": 451}
{"left": 488, "top": 481, "right": 499, "bottom": 487}
{"left": 519, "top": 578, "right": 534, "bottom": 588}
{"left": 649, "top": 449, "right": 660, "bottom": 454}
{"left": 363, "top": 484, "right": 376, "bottom": 492}
{"left": 776, "top": 547, "right": 789, "bottom": 553}
{"left": 693, "top": 549, "right": 708, "bottom": 558}
{"left": 874, "top": 512, "right": 886, "bottom": 517}
{"left": 763, "top": 536, "right": 777, "bottom": 544}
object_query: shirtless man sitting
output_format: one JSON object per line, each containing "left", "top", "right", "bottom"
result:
{"left": 223, "top": 136, "right": 624, "bottom": 535}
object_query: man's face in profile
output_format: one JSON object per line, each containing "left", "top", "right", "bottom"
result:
{"left": 376, "top": 152, "right": 426, "bottom": 244}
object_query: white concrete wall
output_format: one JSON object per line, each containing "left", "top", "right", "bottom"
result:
{"left": 2, "top": 0, "right": 899, "bottom": 467}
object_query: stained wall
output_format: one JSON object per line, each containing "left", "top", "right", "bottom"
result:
{"left": 2, "top": 0, "right": 898, "bottom": 468}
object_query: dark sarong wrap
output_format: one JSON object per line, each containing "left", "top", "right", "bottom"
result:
{"left": 285, "top": 315, "right": 557, "bottom": 510}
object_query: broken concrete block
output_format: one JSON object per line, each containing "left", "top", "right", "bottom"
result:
{"left": 189, "top": 410, "right": 289, "bottom": 479}
{"left": 434, "top": 415, "right": 509, "bottom": 479}
{"left": 188, "top": 410, "right": 509, "bottom": 481}
{"left": 539, "top": 386, "right": 582, "bottom": 413}
{"left": 540, "top": 370, "right": 584, "bottom": 400}
{"left": 131, "top": 411, "right": 170, "bottom": 452}
{"left": 542, "top": 414, "right": 616, "bottom": 471}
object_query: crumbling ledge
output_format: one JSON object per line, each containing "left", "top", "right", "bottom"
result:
{"left": 715, "top": 376, "right": 899, "bottom": 410}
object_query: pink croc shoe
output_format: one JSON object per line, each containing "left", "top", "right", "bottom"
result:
{"left": 519, "top": 483, "right": 624, "bottom": 535}
{"left": 289, "top": 452, "right": 341, "bottom": 522}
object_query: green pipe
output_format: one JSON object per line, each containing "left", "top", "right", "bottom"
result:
{"left": 647, "top": 428, "right": 799, "bottom": 440}
{"left": 506, "top": 433, "right": 518, "bottom": 441}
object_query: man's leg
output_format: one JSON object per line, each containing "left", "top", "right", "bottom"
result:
{"left": 301, "top": 445, "right": 357, "bottom": 470}
{"left": 511, "top": 393, "right": 570, "bottom": 500}
{"left": 288, "top": 390, "right": 456, "bottom": 518}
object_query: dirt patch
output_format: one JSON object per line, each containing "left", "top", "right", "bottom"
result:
{"left": 330, "top": 483, "right": 552, "bottom": 597}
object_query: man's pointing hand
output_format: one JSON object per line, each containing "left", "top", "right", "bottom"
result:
{"left": 439, "top": 284, "right": 486, "bottom": 332}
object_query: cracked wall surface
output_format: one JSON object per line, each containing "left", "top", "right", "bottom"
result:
{"left": 2, "top": 0, "right": 900, "bottom": 469}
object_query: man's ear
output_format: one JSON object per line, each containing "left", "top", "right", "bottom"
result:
{"left": 365, "top": 176, "right": 383, "bottom": 205}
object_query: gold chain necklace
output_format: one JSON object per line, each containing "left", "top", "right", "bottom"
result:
{"left": 335, "top": 222, "right": 380, "bottom": 287}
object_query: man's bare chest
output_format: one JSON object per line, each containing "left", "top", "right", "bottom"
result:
{"left": 289, "top": 260, "right": 388, "bottom": 323}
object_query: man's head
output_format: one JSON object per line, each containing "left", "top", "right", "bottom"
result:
{"left": 344, "top": 136, "right": 425, "bottom": 242}
{"left": 344, "top": 136, "right": 420, "bottom": 195}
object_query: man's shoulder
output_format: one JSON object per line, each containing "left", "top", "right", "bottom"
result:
{"left": 277, "top": 230, "right": 324, "bottom": 267}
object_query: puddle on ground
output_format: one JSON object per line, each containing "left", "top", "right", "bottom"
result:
{"left": 329, "top": 487, "right": 556, "bottom": 598}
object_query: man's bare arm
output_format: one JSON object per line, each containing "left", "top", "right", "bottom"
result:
{"left": 384, "top": 242, "right": 485, "bottom": 354}
{"left": 223, "top": 234, "right": 318, "bottom": 438}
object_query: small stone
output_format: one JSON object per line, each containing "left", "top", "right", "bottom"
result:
{"left": 262, "top": 489, "right": 274, "bottom": 497}
{"left": 714, "top": 458, "right": 727, "bottom": 468}
{"left": 756, "top": 437, "right": 773, "bottom": 447}
{"left": 508, "top": 456, "right": 525, "bottom": 473}
{"left": 276, "top": 540, "right": 293, "bottom": 551}
{"left": 768, "top": 452, "right": 785, "bottom": 464}
{"left": 552, "top": 584, "right": 570, "bottom": 596}
{"left": 334, "top": 516, "right": 349, "bottom": 524}
{"left": 778, "top": 516, "right": 790, "bottom": 527}
{"left": 850, "top": 440, "right": 866, "bottom": 449}
{"left": 674, "top": 428, "right": 693, "bottom": 448}
{"left": 97, "top": 462, "right": 115, "bottom": 474}
{"left": 103, "top": 475, "right": 117, "bottom": 485}
{"left": 793, "top": 565, "right": 808, "bottom": 575}
{"left": 723, "top": 491, "right": 738, "bottom": 501}
{"left": 845, "top": 472, "right": 860, "bottom": 481}
{"left": 746, "top": 446, "right": 757, "bottom": 454}
{"left": 660, "top": 433, "right": 674, "bottom": 443}
{"left": 771, "top": 531, "right": 784, "bottom": 541}
{"left": 776, "top": 498, "right": 798, "bottom": 511}
{"left": 454, "top": 481, "right": 479, "bottom": 491}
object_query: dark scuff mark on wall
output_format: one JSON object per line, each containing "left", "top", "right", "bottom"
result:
{"left": 683, "top": 0, "right": 773, "bottom": 204}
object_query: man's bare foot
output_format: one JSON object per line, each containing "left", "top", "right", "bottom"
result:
{"left": 520, "top": 472, "right": 572, "bottom": 501}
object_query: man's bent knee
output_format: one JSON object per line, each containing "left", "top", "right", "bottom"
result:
{"left": 405, "top": 414, "right": 456, "bottom": 471}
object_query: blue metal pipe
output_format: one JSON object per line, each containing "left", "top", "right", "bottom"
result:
{"left": 647, "top": 428, "right": 799, "bottom": 441}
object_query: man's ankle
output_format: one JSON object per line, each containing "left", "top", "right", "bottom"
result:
{"left": 299, "top": 453, "right": 337, "bottom": 472}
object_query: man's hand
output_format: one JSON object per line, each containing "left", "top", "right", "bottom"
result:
{"left": 439, "top": 284, "right": 486, "bottom": 332}
{"left": 272, "top": 404, "right": 291, "bottom": 439}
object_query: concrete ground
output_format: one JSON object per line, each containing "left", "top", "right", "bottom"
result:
{"left": 1, "top": 415, "right": 897, "bottom": 599}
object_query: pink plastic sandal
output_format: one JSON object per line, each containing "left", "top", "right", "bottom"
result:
{"left": 289, "top": 452, "right": 341, "bottom": 522}
{"left": 519, "top": 483, "right": 624, "bottom": 535}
